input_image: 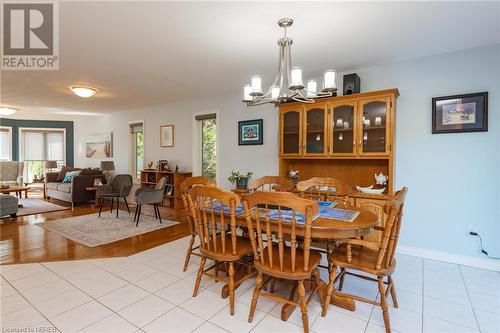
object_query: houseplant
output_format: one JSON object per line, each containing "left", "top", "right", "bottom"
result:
{"left": 228, "top": 170, "right": 253, "bottom": 189}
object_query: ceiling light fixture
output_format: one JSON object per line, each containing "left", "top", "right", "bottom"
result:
{"left": 0, "top": 107, "right": 19, "bottom": 116}
{"left": 70, "top": 86, "right": 98, "bottom": 98}
{"left": 243, "top": 18, "right": 337, "bottom": 107}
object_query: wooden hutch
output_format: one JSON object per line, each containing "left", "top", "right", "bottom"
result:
{"left": 140, "top": 170, "right": 192, "bottom": 210}
{"left": 279, "top": 88, "right": 399, "bottom": 240}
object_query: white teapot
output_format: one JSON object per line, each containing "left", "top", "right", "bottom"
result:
{"left": 374, "top": 172, "right": 388, "bottom": 185}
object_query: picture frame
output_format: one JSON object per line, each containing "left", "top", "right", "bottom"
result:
{"left": 85, "top": 132, "right": 113, "bottom": 158}
{"left": 158, "top": 160, "right": 169, "bottom": 172}
{"left": 238, "top": 119, "right": 263, "bottom": 145}
{"left": 432, "top": 92, "right": 488, "bottom": 134}
{"left": 160, "top": 125, "right": 174, "bottom": 147}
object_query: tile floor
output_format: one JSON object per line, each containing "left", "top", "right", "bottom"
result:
{"left": 1, "top": 236, "right": 499, "bottom": 333}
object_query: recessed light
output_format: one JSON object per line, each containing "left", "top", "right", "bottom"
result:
{"left": 70, "top": 86, "right": 98, "bottom": 98}
{"left": 0, "top": 107, "right": 18, "bottom": 116}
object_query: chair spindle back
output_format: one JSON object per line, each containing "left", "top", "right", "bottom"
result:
{"left": 249, "top": 176, "right": 295, "bottom": 192}
{"left": 180, "top": 177, "right": 216, "bottom": 235}
{"left": 296, "top": 177, "right": 351, "bottom": 203}
{"left": 242, "top": 191, "right": 319, "bottom": 273}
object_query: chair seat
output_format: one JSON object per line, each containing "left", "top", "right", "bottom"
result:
{"left": 255, "top": 245, "right": 322, "bottom": 280}
{"left": 329, "top": 243, "right": 396, "bottom": 276}
{"left": 100, "top": 191, "right": 121, "bottom": 198}
{"left": 199, "top": 235, "right": 253, "bottom": 262}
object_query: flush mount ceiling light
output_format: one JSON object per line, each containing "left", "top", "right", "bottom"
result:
{"left": 243, "top": 18, "right": 337, "bottom": 107}
{"left": 70, "top": 86, "right": 98, "bottom": 98}
{"left": 0, "top": 107, "right": 19, "bottom": 116}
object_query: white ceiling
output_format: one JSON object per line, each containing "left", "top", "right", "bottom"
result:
{"left": 1, "top": 1, "right": 499, "bottom": 119}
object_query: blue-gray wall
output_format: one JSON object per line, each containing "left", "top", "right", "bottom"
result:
{"left": 0, "top": 118, "right": 74, "bottom": 166}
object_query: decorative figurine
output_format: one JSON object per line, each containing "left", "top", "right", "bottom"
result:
{"left": 147, "top": 161, "right": 154, "bottom": 169}
{"left": 175, "top": 165, "right": 179, "bottom": 172}
{"left": 374, "top": 172, "right": 388, "bottom": 185}
{"left": 288, "top": 169, "right": 300, "bottom": 183}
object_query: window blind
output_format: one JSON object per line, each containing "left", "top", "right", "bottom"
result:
{"left": 195, "top": 113, "right": 216, "bottom": 121}
{"left": 130, "top": 122, "right": 143, "bottom": 133}
{"left": 0, "top": 128, "right": 10, "bottom": 160}
{"left": 22, "top": 130, "right": 64, "bottom": 161}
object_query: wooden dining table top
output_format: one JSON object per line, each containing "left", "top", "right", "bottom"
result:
{"left": 234, "top": 203, "right": 379, "bottom": 240}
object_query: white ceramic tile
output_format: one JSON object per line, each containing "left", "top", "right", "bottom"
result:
{"left": 193, "top": 321, "right": 229, "bottom": 333}
{"left": 209, "top": 301, "right": 266, "bottom": 333}
{"left": 469, "top": 291, "right": 500, "bottom": 313}
{"left": 43, "top": 260, "right": 95, "bottom": 279}
{"left": 330, "top": 299, "right": 375, "bottom": 321}
{"left": 269, "top": 292, "right": 323, "bottom": 327}
{"left": 423, "top": 315, "right": 479, "bottom": 333}
{"left": 370, "top": 307, "right": 422, "bottom": 333}
{"left": 155, "top": 279, "right": 197, "bottom": 305}
{"left": 75, "top": 274, "right": 129, "bottom": 298}
{"left": 313, "top": 310, "right": 368, "bottom": 333}
{"left": 384, "top": 288, "right": 422, "bottom": 313}
{"left": 0, "top": 306, "right": 47, "bottom": 329}
{"left": 424, "top": 268, "right": 465, "bottom": 288}
{"left": 134, "top": 271, "right": 179, "bottom": 293}
{"left": 98, "top": 284, "right": 150, "bottom": 311}
{"left": 162, "top": 259, "right": 199, "bottom": 278}
{"left": 88, "top": 257, "right": 138, "bottom": 274}
{"left": 51, "top": 300, "right": 113, "bottom": 333}
{"left": 143, "top": 307, "right": 204, "bottom": 333}
{"left": 251, "top": 314, "right": 304, "bottom": 333}
{"left": 35, "top": 289, "right": 91, "bottom": 318}
{"left": 0, "top": 293, "right": 30, "bottom": 316}
{"left": 423, "top": 296, "right": 478, "bottom": 329}
{"left": 475, "top": 309, "right": 500, "bottom": 333}
{"left": 0, "top": 278, "right": 17, "bottom": 298}
{"left": 183, "top": 272, "right": 216, "bottom": 291}
{"left": 460, "top": 266, "right": 500, "bottom": 284}
{"left": 115, "top": 264, "right": 158, "bottom": 283}
{"left": 365, "top": 323, "right": 401, "bottom": 333}
{"left": 464, "top": 278, "right": 500, "bottom": 297}
{"left": 180, "top": 289, "right": 229, "bottom": 320}
{"left": 79, "top": 313, "right": 139, "bottom": 333}
{"left": 424, "top": 259, "right": 461, "bottom": 274}
{"left": 118, "top": 295, "right": 175, "bottom": 328}
{"left": 63, "top": 266, "right": 115, "bottom": 286}
{"left": 9, "top": 270, "right": 60, "bottom": 292}
{"left": 1, "top": 263, "right": 48, "bottom": 281}
{"left": 21, "top": 278, "right": 76, "bottom": 305}
{"left": 236, "top": 285, "right": 279, "bottom": 313}
{"left": 424, "top": 280, "right": 470, "bottom": 306}
{"left": 391, "top": 270, "right": 423, "bottom": 294}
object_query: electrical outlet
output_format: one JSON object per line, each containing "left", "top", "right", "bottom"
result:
{"left": 468, "top": 226, "right": 477, "bottom": 235}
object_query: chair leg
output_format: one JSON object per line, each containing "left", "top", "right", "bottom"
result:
{"left": 378, "top": 276, "right": 391, "bottom": 333}
{"left": 133, "top": 203, "right": 138, "bottom": 222}
{"left": 183, "top": 235, "right": 196, "bottom": 272}
{"left": 338, "top": 268, "right": 346, "bottom": 291}
{"left": 156, "top": 205, "right": 162, "bottom": 224}
{"left": 322, "top": 263, "right": 337, "bottom": 317}
{"left": 270, "top": 277, "right": 277, "bottom": 293}
{"left": 248, "top": 272, "right": 263, "bottom": 323}
{"left": 124, "top": 197, "right": 130, "bottom": 214}
{"left": 228, "top": 262, "right": 235, "bottom": 316}
{"left": 297, "top": 280, "right": 309, "bottom": 333}
{"left": 110, "top": 198, "right": 114, "bottom": 213}
{"left": 153, "top": 204, "right": 158, "bottom": 219}
{"left": 193, "top": 256, "right": 206, "bottom": 297}
{"left": 98, "top": 198, "right": 104, "bottom": 217}
{"left": 388, "top": 275, "right": 399, "bottom": 308}
{"left": 116, "top": 198, "right": 119, "bottom": 218}
{"left": 136, "top": 204, "right": 142, "bottom": 227}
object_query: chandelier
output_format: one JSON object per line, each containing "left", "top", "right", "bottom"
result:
{"left": 243, "top": 18, "right": 337, "bottom": 107}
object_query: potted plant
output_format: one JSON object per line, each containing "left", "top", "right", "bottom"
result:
{"left": 228, "top": 170, "right": 253, "bottom": 189}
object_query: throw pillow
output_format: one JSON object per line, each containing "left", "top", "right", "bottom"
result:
{"left": 80, "top": 168, "right": 102, "bottom": 176}
{"left": 62, "top": 170, "right": 81, "bottom": 183}
{"left": 56, "top": 166, "right": 81, "bottom": 182}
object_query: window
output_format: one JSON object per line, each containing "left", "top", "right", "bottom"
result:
{"left": 195, "top": 113, "right": 217, "bottom": 180}
{"left": 20, "top": 128, "right": 65, "bottom": 182}
{"left": 130, "top": 122, "right": 144, "bottom": 178}
{"left": 0, "top": 126, "right": 12, "bottom": 161}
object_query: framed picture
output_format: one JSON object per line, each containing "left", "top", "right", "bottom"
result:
{"left": 160, "top": 125, "right": 174, "bottom": 147}
{"left": 85, "top": 132, "right": 113, "bottom": 158}
{"left": 432, "top": 92, "right": 488, "bottom": 134}
{"left": 158, "top": 160, "right": 169, "bottom": 171}
{"left": 238, "top": 119, "right": 263, "bottom": 145}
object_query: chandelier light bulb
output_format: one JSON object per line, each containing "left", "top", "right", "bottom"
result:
{"left": 306, "top": 80, "right": 317, "bottom": 97}
{"left": 323, "top": 70, "right": 336, "bottom": 91}
{"left": 250, "top": 75, "right": 263, "bottom": 96}
{"left": 243, "top": 85, "right": 253, "bottom": 102}
{"left": 271, "top": 86, "right": 280, "bottom": 99}
{"left": 290, "top": 67, "right": 304, "bottom": 89}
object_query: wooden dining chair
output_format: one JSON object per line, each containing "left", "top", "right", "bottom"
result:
{"left": 296, "top": 177, "right": 351, "bottom": 204}
{"left": 180, "top": 176, "right": 216, "bottom": 272}
{"left": 249, "top": 176, "right": 295, "bottom": 192}
{"left": 187, "top": 185, "right": 254, "bottom": 315}
{"left": 323, "top": 188, "right": 408, "bottom": 333}
{"left": 242, "top": 191, "right": 328, "bottom": 333}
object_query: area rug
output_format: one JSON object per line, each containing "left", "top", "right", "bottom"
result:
{"left": 37, "top": 212, "right": 178, "bottom": 247}
{"left": 12, "top": 199, "right": 69, "bottom": 217}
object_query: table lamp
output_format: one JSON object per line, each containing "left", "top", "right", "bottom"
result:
{"left": 100, "top": 161, "right": 115, "bottom": 171}
{"left": 44, "top": 160, "right": 58, "bottom": 173}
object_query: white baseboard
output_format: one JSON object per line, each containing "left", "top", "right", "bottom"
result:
{"left": 397, "top": 245, "right": 500, "bottom": 272}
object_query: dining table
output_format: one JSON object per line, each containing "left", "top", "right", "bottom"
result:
{"left": 220, "top": 203, "right": 379, "bottom": 321}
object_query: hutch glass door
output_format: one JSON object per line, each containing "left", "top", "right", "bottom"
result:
{"left": 304, "top": 107, "right": 327, "bottom": 155}
{"left": 360, "top": 98, "right": 390, "bottom": 155}
{"left": 331, "top": 103, "right": 356, "bottom": 155}
{"left": 281, "top": 110, "right": 301, "bottom": 155}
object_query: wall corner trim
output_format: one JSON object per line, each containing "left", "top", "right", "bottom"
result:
{"left": 397, "top": 245, "right": 500, "bottom": 272}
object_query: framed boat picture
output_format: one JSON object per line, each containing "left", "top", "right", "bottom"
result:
{"left": 432, "top": 92, "right": 488, "bottom": 134}
{"left": 238, "top": 119, "right": 263, "bottom": 145}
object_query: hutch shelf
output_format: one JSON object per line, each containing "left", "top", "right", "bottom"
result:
{"left": 279, "top": 88, "right": 399, "bottom": 242}
{"left": 140, "top": 170, "right": 192, "bottom": 210}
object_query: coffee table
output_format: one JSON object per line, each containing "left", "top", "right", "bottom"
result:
{"left": 0, "top": 186, "right": 30, "bottom": 199}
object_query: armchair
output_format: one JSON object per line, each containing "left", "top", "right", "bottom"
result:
{"left": 98, "top": 174, "right": 133, "bottom": 218}
{"left": 134, "top": 176, "right": 167, "bottom": 227}
{"left": 0, "top": 161, "right": 24, "bottom": 186}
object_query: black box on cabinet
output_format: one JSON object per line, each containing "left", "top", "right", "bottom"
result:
{"left": 343, "top": 73, "right": 361, "bottom": 95}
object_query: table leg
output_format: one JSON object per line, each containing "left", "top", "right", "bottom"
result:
{"left": 25, "top": 189, "right": 28, "bottom": 198}
{"left": 94, "top": 191, "right": 99, "bottom": 208}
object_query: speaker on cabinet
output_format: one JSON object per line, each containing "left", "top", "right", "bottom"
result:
{"left": 343, "top": 73, "right": 360, "bottom": 95}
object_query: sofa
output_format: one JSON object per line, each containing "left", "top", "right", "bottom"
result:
{"left": 0, "top": 194, "right": 18, "bottom": 218}
{"left": 45, "top": 167, "right": 104, "bottom": 208}
{"left": 0, "top": 161, "right": 24, "bottom": 186}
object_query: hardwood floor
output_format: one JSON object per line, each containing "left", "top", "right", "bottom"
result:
{"left": 0, "top": 197, "right": 190, "bottom": 265}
